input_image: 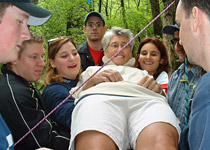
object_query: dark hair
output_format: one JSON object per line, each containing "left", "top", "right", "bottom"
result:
{"left": 181, "top": 0, "right": 210, "bottom": 20}
{"left": 44, "top": 36, "right": 81, "bottom": 85}
{"left": 0, "top": 2, "right": 11, "bottom": 19}
{"left": 135, "top": 37, "right": 169, "bottom": 79}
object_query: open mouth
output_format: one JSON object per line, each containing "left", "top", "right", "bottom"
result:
{"left": 144, "top": 61, "right": 153, "bottom": 65}
{"left": 68, "top": 64, "right": 77, "bottom": 68}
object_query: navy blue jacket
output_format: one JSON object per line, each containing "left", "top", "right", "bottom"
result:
{"left": 0, "top": 65, "right": 69, "bottom": 150}
{"left": 42, "top": 79, "right": 77, "bottom": 128}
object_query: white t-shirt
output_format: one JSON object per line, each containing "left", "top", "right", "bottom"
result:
{"left": 156, "top": 71, "right": 168, "bottom": 84}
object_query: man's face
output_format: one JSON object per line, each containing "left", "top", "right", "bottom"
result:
{"left": 173, "top": 30, "right": 185, "bottom": 63}
{"left": 12, "top": 42, "right": 45, "bottom": 82}
{"left": 176, "top": 1, "right": 199, "bottom": 65}
{"left": 0, "top": 6, "right": 30, "bottom": 63}
{"left": 83, "top": 16, "right": 107, "bottom": 42}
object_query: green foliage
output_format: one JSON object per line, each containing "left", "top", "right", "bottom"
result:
{"left": 8, "top": 0, "right": 169, "bottom": 90}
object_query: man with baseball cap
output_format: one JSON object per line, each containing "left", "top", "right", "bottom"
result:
{"left": 0, "top": 0, "right": 53, "bottom": 63}
{"left": 162, "top": 24, "right": 202, "bottom": 124}
{"left": 78, "top": 11, "right": 107, "bottom": 71}
{"left": 0, "top": 1, "right": 52, "bottom": 149}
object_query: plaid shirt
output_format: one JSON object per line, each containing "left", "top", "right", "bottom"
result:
{"left": 167, "top": 64, "right": 202, "bottom": 124}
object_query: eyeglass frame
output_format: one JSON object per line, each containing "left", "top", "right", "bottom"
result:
{"left": 108, "top": 43, "right": 131, "bottom": 51}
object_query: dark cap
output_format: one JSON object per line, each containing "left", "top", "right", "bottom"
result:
{"left": 84, "top": 11, "right": 105, "bottom": 26}
{"left": 162, "top": 24, "right": 179, "bottom": 35}
{"left": 1, "top": 0, "right": 53, "bottom": 26}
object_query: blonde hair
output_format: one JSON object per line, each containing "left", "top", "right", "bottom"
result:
{"left": 18, "top": 32, "right": 45, "bottom": 59}
{"left": 44, "top": 36, "right": 81, "bottom": 85}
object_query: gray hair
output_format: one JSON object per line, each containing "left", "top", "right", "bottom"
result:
{"left": 102, "top": 26, "right": 135, "bottom": 52}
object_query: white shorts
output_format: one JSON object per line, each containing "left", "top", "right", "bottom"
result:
{"left": 69, "top": 94, "right": 180, "bottom": 150}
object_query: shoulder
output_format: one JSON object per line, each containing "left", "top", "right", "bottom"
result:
{"left": 78, "top": 41, "right": 89, "bottom": 53}
{"left": 156, "top": 71, "right": 169, "bottom": 84}
{"left": 192, "top": 72, "right": 210, "bottom": 110}
{"left": 170, "top": 64, "right": 185, "bottom": 79}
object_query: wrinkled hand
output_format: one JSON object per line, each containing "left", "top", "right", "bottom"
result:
{"left": 82, "top": 69, "right": 123, "bottom": 90}
{"left": 136, "top": 76, "right": 163, "bottom": 94}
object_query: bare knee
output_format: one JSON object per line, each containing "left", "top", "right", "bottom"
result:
{"left": 75, "top": 130, "right": 117, "bottom": 150}
{"left": 136, "top": 122, "right": 179, "bottom": 150}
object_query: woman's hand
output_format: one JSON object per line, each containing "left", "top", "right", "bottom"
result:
{"left": 137, "top": 76, "right": 164, "bottom": 95}
{"left": 82, "top": 69, "right": 123, "bottom": 90}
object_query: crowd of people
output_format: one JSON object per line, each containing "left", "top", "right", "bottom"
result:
{"left": 0, "top": 0, "right": 210, "bottom": 150}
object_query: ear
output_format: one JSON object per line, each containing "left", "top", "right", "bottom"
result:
{"left": 10, "top": 61, "right": 17, "bottom": 65}
{"left": 103, "top": 26, "right": 107, "bottom": 33}
{"left": 83, "top": 26, "right": 87, "bottom": 34}
{"left": 49, "top": 59, "right": 56, "bottom": 68}
{"left": 160, "top": 58, "right": 164, "bottom": 64}
{"left": 192, "top": 7, "right": 201, "bottom": 32}
{"left": 104, "top": 50, "right": 108, "bottom": 56}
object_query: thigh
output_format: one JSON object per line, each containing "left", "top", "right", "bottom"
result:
{"left": 128, "top": 97, "right": 180, "bottom": 149}
{"left": 69, "top": 95, "right": 129, "bottom": 150}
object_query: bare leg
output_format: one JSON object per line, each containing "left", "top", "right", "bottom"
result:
{"left": 75, "top": 130, "right": 118, "bottom": 150}
{"left": 136, "top": 122, "right": 179, "bottom": 150}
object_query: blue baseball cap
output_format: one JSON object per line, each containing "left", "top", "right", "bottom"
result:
{"left": 1, "top": 0, "right": 53, "bottom": 26}
{"left": 162, "top": 24, "right": 179, "bottom": 35}
{"left": 84, "top": 11, "right": 105, "bottom": 26}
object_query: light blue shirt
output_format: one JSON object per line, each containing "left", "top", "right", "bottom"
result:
{"left": 167, "top": 64, "right": 202, "bottom": 124}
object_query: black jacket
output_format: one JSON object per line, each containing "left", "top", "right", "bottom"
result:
{"left": 78, "top": 41, "right": 103, "bottom": 71}
{"left": 0, "top": 65, "right": 69, "bottom": 150}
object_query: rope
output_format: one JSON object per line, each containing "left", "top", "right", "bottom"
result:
{"left": 14, "top": 0, "right": 176, "bottom": 146}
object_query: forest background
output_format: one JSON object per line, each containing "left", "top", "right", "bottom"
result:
{"left": 2, "top": 0, "right": 180, "bottom": 91}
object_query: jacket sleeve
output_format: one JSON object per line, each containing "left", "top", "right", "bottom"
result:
{"left": 42, "top": 84, "right": 75, "bottom": 128}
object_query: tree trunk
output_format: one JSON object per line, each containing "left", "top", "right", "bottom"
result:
{"left": 162, "top": 0, "right": 179, "bottom": 76}
{"left": 98, "top": 0, "right": 102, "bottom": 12}
{"left": 149, "top": 0, "right": 162, "bottom": 38}
{"left": 121, "top": 0, "right": 128, "bottom": 28}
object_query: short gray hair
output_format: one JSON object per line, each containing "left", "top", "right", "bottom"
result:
{"left": 102, "top": 26, "right": 135, "bottom": 52}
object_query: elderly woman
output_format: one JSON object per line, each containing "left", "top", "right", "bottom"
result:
{"left": 69, "top": 27, "right": 180, "bottom": 150}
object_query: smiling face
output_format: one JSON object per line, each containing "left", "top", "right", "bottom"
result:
{"left": 0, "top": 6, "right": 30, "bottom": 63}
{"left": 139, "top": 43, "right": 162, "bottom": 75}
{"left": 104, "top": 35, "right": 132, "bottom": 65}
{"left": 50, "top": 42, "right": 81, "bottom": 80}
{"left": 11, "top": 42, "right": 45, "bottom": 82}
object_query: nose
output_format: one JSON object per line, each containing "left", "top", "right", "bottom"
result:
{"left": 38, "top": 57, "right": 45, "bottom": 67}
{"left": 68, "top": 54, "right": 75, "bottom": 61}
{"left": 21, "top": 25, "right": 30, "bottom": 40}
{"left": 145, "top": 53, "right": 151, "bottom": 59}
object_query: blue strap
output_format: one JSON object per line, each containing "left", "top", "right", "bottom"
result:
{"left": 184, "top": 55, "right": 189, "bottom": 125}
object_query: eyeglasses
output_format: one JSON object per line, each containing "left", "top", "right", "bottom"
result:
{"left": 171, "top": 38, "right": 179, "bottom": 46}
{"left": 109, "top": 43, "right": 131, "bottom": 50}
{"left": 87, "top": 23, "right": 102, "bottom": 28}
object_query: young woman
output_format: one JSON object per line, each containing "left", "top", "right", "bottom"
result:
{"left": 42, "top": 36, "right": 81, "bottom": 128}
{"left": 135, "top": 37, "right": 169, "bottom": 84}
